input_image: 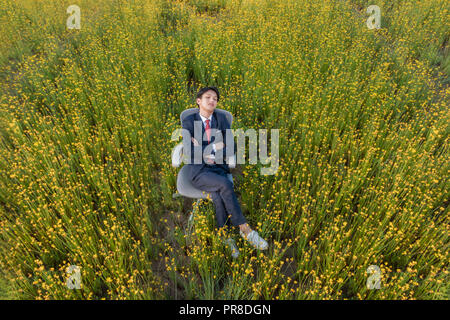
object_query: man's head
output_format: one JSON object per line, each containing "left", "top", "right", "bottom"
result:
{"left": 196, "top": 86, "right": 220, "bottom": 114}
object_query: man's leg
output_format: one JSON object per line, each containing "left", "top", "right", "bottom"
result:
{"left": 210, "top": 167, "right": 234, "bottom": 229}
{"left": 210, "top": 191, "right": 232, "bottom": 229}
{"left": 191, "top": 168, "right": 247, "bottom": 228}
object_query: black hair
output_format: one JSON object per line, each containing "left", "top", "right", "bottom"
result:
{"left": 196, "top": 86, "right": 220, "bottom": 108}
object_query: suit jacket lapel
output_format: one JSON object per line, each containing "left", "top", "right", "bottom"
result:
{"left": 212, "top": 111, "right": 220, "bottom": 144}
{"left": 212, "top": 110, "right": 219, "bottom": 129}
{"left": 194, "top": 110, "right": 204, "bottom": 137}
{"left": 195, "top": 109, "right": 210, "bottom": 146}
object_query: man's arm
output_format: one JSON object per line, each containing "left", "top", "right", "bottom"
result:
{"left": 219, "top": 116, "right": 235, "bottom": 164}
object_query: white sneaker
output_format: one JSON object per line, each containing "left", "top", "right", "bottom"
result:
{"left": 224, "top": 238, "right": 240, "bottom": 259}
{"left": 240, "top": 230, "right": 268, "bottom": 250}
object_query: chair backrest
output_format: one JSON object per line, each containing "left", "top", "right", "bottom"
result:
{"left": 180, "top": 108, "right": 233, "bottom": 127}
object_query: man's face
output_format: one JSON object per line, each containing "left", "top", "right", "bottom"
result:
{"left": 197, "top": 90, "right": 218, "bottom": 113}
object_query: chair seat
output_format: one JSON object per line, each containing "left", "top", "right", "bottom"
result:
{"left": 176, "top": 165, "right": 233, "bottom": 199}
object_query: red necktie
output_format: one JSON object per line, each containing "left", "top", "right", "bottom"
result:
{"left": 205, "top": 119, "right": 211, "bottom": 143}
{"left": 205, "top": 119, "right": 214, "bottom": 164}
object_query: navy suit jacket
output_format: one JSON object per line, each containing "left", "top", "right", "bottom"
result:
{"left": 182, "top": 109, "right": 236, "bottom": 181}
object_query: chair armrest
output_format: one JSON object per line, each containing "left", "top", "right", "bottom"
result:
{"left": 172, "top": 142, "right": 183, "bottom": 167}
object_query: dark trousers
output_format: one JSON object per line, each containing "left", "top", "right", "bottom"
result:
{"left": 191, "top": 165, "right": 247, "bottom": 230}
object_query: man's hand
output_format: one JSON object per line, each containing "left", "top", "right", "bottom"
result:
{"left": 191, "top": 137, "right": 200, "bottom": 146}
{"left": 214, "top": 141, "right": 225, "bottom": 150}
{"left": 192, "top": 138, "right": 224, "bottom": 150}
{"left": 205, "top": 154, "right": 215, "bottom": 164}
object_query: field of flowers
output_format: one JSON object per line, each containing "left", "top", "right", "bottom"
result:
{"left": 0, "top": 0, "right": 448, "bottom": 299}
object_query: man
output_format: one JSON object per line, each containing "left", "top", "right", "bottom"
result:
{"left": 182, "top": 86, "right": 268, "bottom": 255}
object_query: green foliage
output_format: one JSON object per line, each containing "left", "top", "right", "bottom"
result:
{"left": 0, "top": 0, "right": 448, "bottom": 300}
